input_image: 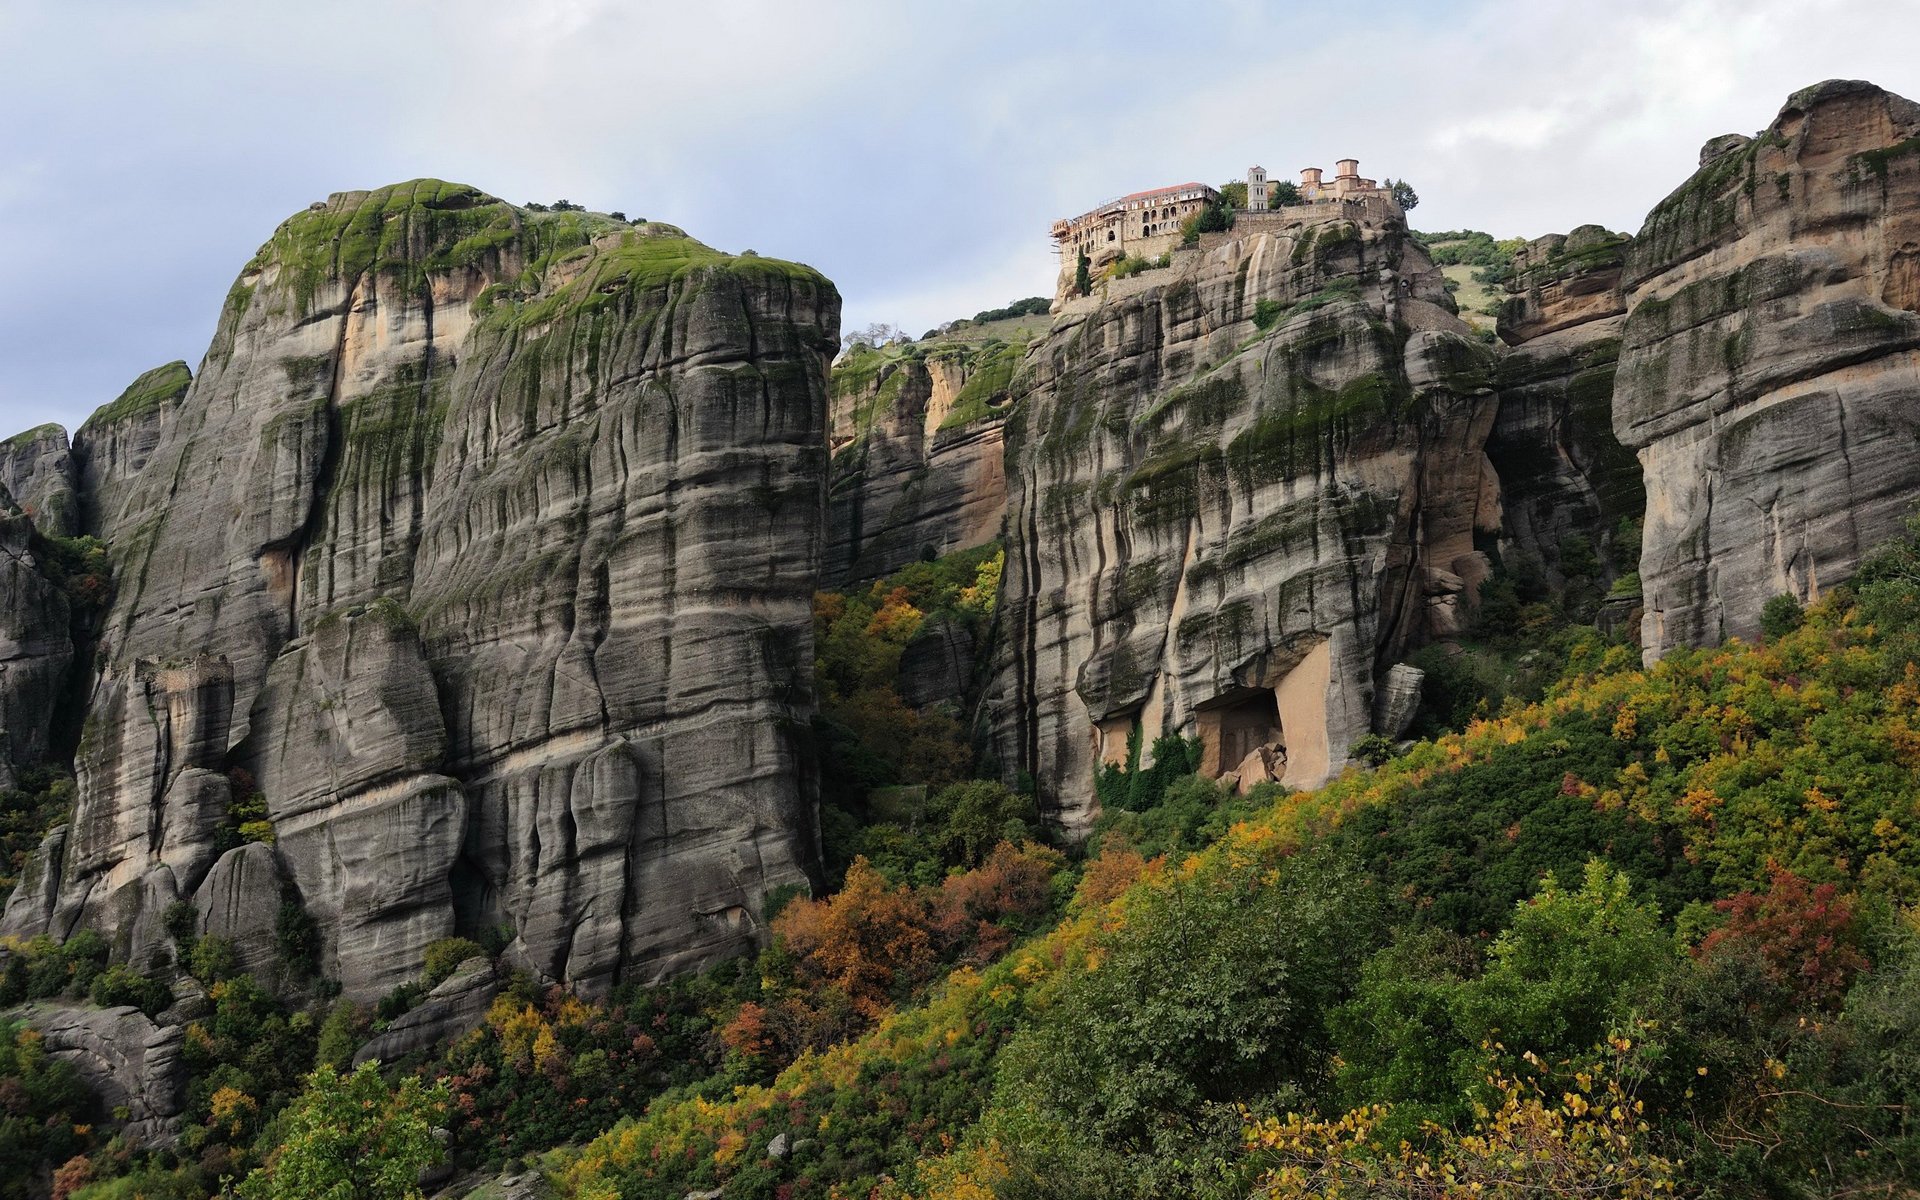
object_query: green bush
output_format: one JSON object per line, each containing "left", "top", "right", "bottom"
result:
{"left": 1760, "top": 592, "right": 1804, "bottom": 638}
{"left": 1252, "top": 298, "right": 1285, "bottom": 330}
{"left": 163, "top": 900, "right": 198, "bottom": 950}
{"left": 189, "top": 935, "right": 240, "bottom": 984}
{"left": 275, "top": 902, "right": 320, "bottom": 977}
{"left": 993, "top": 848, "right": 1376, "bottom": 1194}
{"left": 88, "top": 963, "right": 173, "bottom": 1017}
{"left": 421, "top": 937, "right": 488, "bottom": 990}
{"left": 1093, "top": 728, "right": 1202, "bottom": 814}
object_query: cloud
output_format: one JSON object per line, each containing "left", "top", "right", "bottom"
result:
{"left": 3, "top": 0, "right": 1917, "bottom": 436}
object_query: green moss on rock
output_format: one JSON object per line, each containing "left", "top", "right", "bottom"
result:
{"left": 85, "top": 361, "right": 192, "bottom": 428}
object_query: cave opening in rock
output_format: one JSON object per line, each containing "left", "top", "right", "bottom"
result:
{"left": 1194, "top": 686, "right": 1283, "bottom": 779}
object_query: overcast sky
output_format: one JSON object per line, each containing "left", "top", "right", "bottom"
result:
{"left": 4, "top": 0, "right": 1917, "bottom": 435}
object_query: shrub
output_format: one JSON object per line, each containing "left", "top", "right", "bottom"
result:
{"left": 275, "top": 902, "right": 320, "bottom": 977}
{"left": 235, "top": 1063, "right": 448, "bottom": 1200}
{"left": 1695, "top": 867, "right": 1866, "bottom": 1010}
{"left": 421, "top": 938, "right": 488, "bottom": 990}
{"left": 188, "top": 936, "right": 240, "bottom": 984}
{"left": 1252, "top": 298, "right": 1285, "bottom": 330}
{"left": 993, "top": 848, "right": 1377, "bottom": 1190}
{"left": 375, "top": 982, "right": 425, "bottom": 1023}
{"left": 1759, "top": 592, "right": 1804, "bottom": 638}
{"left": 88, "top": 964, "right": 172, "bottom": 1017}
{"left": 1348, "top": 734, "right": 1397, "bottom": 767}
{"left": 163, "top": 900, "right": 198, "bottom": 951}
{"left": 314, "top": 999, "right": 363, "bottom": 1071}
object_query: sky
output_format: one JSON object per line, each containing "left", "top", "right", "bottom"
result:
{"left": 4, "top": 0, "right": 1918, "bottom": 435}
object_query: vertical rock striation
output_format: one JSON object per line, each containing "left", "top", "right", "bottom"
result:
{"left": 0, "top": 425, "right": 80, "bottom": 539}
{"left": 1, "top": 181, "right": 838, "bottom": 1000}
{"left": 826, "top": 342, "right": 1015, "bottom": 585}
{"left": 1614, "top": 80, "right": 1920, "bottom": 656}
{"left": 72, "top": 360, "right": 193, "bottom": 544}
{"left": 0, "top": 489, "right": 74, "bottom": 789}
{"left": 990, "top": 205, "right": 1500, "bottom": 832}
{"left": 1490, "top": 226, "right": 1645, "bottom": 590}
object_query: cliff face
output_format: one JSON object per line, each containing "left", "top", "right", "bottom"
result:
{"left": 825, "top": 341, "right": 1014, "bottom": 585}
{"left": 990, "top": 207, "right": 1500, "bottom": 832}
{"left": 73, "top": 361, "right": 193, "bottom": 543}
{"left": 0, "top": 425, "right": 80, "bottom": 539}
{"left": 1615, "top": 80, "right": 1920, "bottom": 656}
{"left": 0, "top": 493, "right": 73, "bottom": 790}
{"left": 1491, "top": 227, "right": 1645, "bottom": 593}
{"left": 1, "top": 180, "right": 839, "bottom": 1000}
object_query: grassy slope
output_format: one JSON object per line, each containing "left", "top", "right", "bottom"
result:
{"left": 560, "top": 587, "right": 1920, "bottom": 1198}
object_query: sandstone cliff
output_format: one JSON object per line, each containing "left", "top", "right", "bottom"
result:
{"left": 0, "top": 492, "right": 73, "bottom": 790}
{"left": 990, "top": 205, "right": 1500, "bottom": 832}
{"left": 73, "top": 360, "right": 193, "bottom": 543}
{"left": 0, "top": 425, "right": 80, "bottom": 539}
{"left": 1, "top": 180, "right": 839, "bottom": 1001}
{"left": 1615, "top": 80, "right": 1920, "bottom": 656}
{"left": 1491, "top": 226, "right": 1645, "bottom": 600}
{"left": 826, "top": 340, "right": 1015, "bottom": 585}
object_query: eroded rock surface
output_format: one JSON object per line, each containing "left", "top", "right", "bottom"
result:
{"left": 72, "top": 361, "right": 192, "bottom": 543}
{"left": 1615, "top": 80, "right": 1920, "bottom": 656}
{"left": 827, "top": 343, "right": 1014, "bottom": 585}
{"left": 990, "top": 202, "right": 1500, "bottom": 832}
{"left": 0, "top": 425, "right": 79, "bottom": 538}
{"left": 1491, "top": 226, "right": 1645, "bottom": 590}
{"left": 0, "top": 494, "right": 73, "bottom": 789}
{"left": 4, "top": 180, "right": 838, "bottom": 999}
{"left": 22, "top": 1001, "right": 187, "bottom": 1148}
{"left": 354, "top": 956, "right": 500, "bottom": 1066}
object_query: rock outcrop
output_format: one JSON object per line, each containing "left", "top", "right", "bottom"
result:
{"left": 990, "top": 203, "right": 1500, "bottom": 832}
{"left": 1491, "top": 226, "right": 1645, "bottom": 591}
{"left": 2, "top": 180, "right": 838, "bottom": 1000}
{"left": 0, "top": 492, "right": 73, "bottom": 789}
{"left": 23, "top": 1001, "right": 187, "bottom": 1148}
{"left": 0, "top": 425, "right": 79, "bottom": 538}
{"left": 826, "top": 342, "right": 1014, "bottom": 585}
{"left": 1615, "top": 80, "right": 1920, "bottom": 656}
{"left": 353, "top": 956, "right": 500, "bottom": 1066}
{"left": 72, "top": 361, "right": 192, "bottom": 543}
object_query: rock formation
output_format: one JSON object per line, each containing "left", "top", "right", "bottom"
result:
{"left": 72, "top": 361, "right": 193, "bottom": 542}
{"left": 23, "top": 1001, "right": 187, "bottom": 1148}
{"left": 1615, "top": 80, "right": 1920, "bottom": 656}
{"left": 1490, "top": 226, "right": 1645, "bottom": 594}
{"left": 990, "top": 203, "right": 1500, "bottom": 832}
{"left": 0, "top": 491, "right": 73, "bottom": 789}
{"left": 826, "top": 341, "right": 1014, "bottom": 585}
{"left": 0, "top": 425, "right": 79, "bottom": 539}
{"left": 1, "top": 180, "right": 838, "bottom": 1001}
{"left": 352, "top": 956, "right": 500, "bottom": 1066}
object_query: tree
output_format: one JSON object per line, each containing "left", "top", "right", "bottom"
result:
{"left": 1759, "top": 592, "right": 1805, "bottom": 638}
{"left": 238, "top": 1062, "right": 448, "bottom": 1200}
{"left": 841, "top": 322, "right": 905, "bottom": 351}
{"left": 1075, "top": 253, "right": 1091, "bottom": 297}
{"left": 1271, "top": 180, "right": 1302, "bottom": 207}
{"left": 1386, "top": 178, "right": 1419, "bottom": 210}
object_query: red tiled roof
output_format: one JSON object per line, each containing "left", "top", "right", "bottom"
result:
{"left": 1113, "top": 182, "right": 1210, "bottom": 204}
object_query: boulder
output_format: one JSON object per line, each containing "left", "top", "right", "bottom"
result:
{"left": 23, "top": 1002, "right": 186, "bottom": 1149}
{"left": 355, "top": 956, "right": 500, "bottom": 1066}
{"left": 1372, "top": 663, "right": 1425, "bottom": 739}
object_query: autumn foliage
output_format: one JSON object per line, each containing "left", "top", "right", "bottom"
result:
{"left": 1695, "top": 865, "right": 1868, "bottom": 1009}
